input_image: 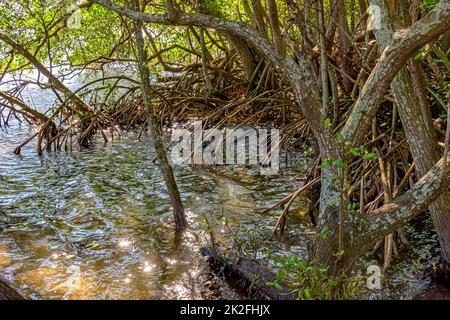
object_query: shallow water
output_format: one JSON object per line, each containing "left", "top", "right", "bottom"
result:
{"left": 0, "top": 117, "right": 311, "bottom": 299}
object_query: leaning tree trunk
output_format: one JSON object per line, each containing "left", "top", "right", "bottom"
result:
{"left": 0, "top": 91, "right": 53, "bottom": 124}
{"left": 312, "top": 156, "right": 449, "bottom": 275}
{"left": 310, "top": 0, "right": 450, "bottom": 272}
{"left": 132, "top": 0, "right": 187, "bottom": 230}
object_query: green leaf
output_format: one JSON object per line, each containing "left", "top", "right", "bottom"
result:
{"left": 277, "top": 269, "right": 286, "bottom": 280}
{"left": 350, "top": 148, "right": 361, "bottom": 156}
{"left": 334, "top": 250, "right": 345, "bottom": 258}
{"left": 319, "top": 225, "right": 329, "bottom": 239}
{"left": 335, "top": 132, "right": 344, "bottom": 143}
{"left": 333, "top": 159, "right": 346, "bottom": 168}
{"left": 363, "top": 152, "right": 379, "bottom": 161}
{"left": 349, "top": 231, "right": 355, "bottom": 246}
{"left": 304, "top": 288, "right": 311, "bottom": 299}
{"left": 321, "top": 157, "right": 334, "bottom": 168}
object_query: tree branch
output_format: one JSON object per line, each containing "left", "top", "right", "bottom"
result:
{"left": 341, "top": 0, "right": 450, "bottom": 146}
{"left": 346, "top": 156, "right": 450, "bottom": 267}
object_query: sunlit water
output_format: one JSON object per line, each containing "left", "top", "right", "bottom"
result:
{"left": 0, "top": 116, "right": 312, "bottom": 299}
{"left": 0, "top": 74, "right": 442, "bottom": 300}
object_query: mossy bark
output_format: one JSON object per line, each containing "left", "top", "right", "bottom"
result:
{"left": 132, "top": 0, "right": 187, "bottom": 230}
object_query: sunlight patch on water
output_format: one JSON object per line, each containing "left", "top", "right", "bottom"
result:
{"left": 118, "top": 239, "right": 133, "bottom": 248}
{"left": 0, "top": 244, "right": 12, "bottom": 269}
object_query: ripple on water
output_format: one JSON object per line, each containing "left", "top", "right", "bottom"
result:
{"left": 0, "top": 118, "right": 311, "bottom": 299}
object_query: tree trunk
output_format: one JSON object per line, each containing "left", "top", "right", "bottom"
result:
{"left": 132, "top": 0, "right": 187, "bottom": 230}
{"left": 166, "top": 0, "right": 177, "bottom": 21}
{"left": 341, "top": 0, "right": 450, "bottom": 146}
{"left": 0, "top": 91, "right": 52, "bottom": 124}
{"left": 250, "top": 0, "right": 268, "bottom": 36}
{"left": 337, "top": 0, "right": 354, "bottom": 94}
{"left": 315, "top": 156, "right": 449, "bottom": 274}
{"left": 442, "top": 30, "right": 450, "bottom": 53}
{"left": 266, "top": 0, "right": 285, "bottom": 58}
{"left": 199, "top": 27, "right": 214, "bottom": 93}
{"left": 316, "top": 0, "right": 329, "bottom": 116}
{"left": 310, "top": 167, "right": 344, "bottom": 273}
{"left": 224, "top": 33, "right": 256, "bottom": 81}
{"left": 371, "top": 0, "right": 450, "bottom": 262}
